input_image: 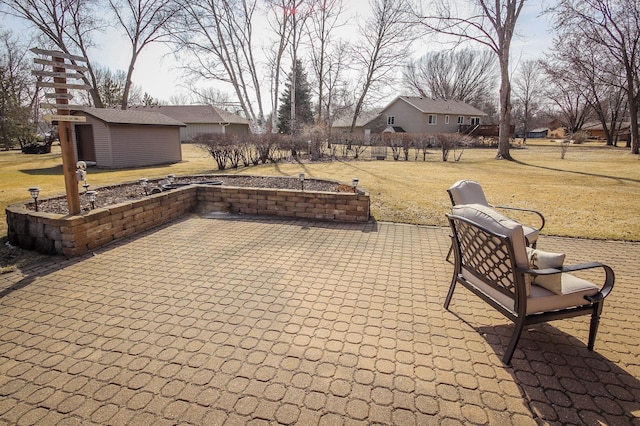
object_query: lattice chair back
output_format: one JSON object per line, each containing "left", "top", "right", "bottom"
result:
{"left": 448, "top": 214, "right": 527, "bottom": 313}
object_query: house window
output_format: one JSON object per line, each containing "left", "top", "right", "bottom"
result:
{"left": 428, "top": 114, "right": 437, "bottom": 125}
{"left": 457, "top": 116, "right": 464, "bottom": 124}
{"left": 387, "top": 116, "right": 395, "bottom": 125}
{"left": 470, "top": 117, "right": 480, "bottom": 125}
{"left": 445, "top": 115, "right": 450, "bottom": 124}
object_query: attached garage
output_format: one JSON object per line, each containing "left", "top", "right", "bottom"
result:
{"left": 72, "top": 108, "right": 185, "bottom": 168}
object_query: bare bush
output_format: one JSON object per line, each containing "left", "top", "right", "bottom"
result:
{"left": 572, "top": 131, "right": 588, "bottom": 144}
{"left": 436, "top": 133, "right": 475, "bottom": 162}
{"left": 194, "top": 133, "right": 231, "bottom": 170}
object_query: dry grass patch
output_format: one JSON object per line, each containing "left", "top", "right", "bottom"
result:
{"left": 1, "top": 140, "right": 638, "bottom": 250}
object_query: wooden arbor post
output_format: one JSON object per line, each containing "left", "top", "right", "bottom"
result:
{"left": 32, "top": 49, "right": 90, "bottom": 215}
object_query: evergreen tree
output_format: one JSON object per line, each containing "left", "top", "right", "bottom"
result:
{"left": 277, "top": 60, "right": 314, "bottom": 134}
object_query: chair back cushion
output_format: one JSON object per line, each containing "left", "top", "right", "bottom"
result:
{"left": 448, "top": 180, "right": 489, "bottom": 206}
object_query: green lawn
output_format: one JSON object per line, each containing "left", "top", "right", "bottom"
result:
{"left": 2, "top": 141, "right": 639, "bottom": 242}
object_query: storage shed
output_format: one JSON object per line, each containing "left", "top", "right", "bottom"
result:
{"left": 72, "top": 108, "right": 185, "bottom": 168}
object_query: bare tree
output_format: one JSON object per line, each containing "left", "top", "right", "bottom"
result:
{"left": 91, "top": 66, "right": 143, "bottom": 107}
{"left": 167, "top": 92, "right": 191, "bottom": 105}
{"left": 306, "top": 0, "right": 346, "bottom": 125}
{"left": 171, "top": 0, "right": 265, "bottom": 130}
{"left": 546, "top": 32, "right": 628, "bottom": 146}
{"left": 1, "top": 0, "right": 104, "bottom": 107}
{"left": 540, "top": 60, "right": 592, "bottom": 135}
{"left": 0, "top": 30, "right": 38, "bottom": 150}
{"left": 349, "top": 0, "right": 416, "bottom": 133}
{"left": 546, "top": 0, "right": 640, "bottom": 154}
{"left": 512, "top": 60, "right": 545, "bottom": 144}
{"left": 415, "top": 0, "right": 526, "bottom": 160}
{"left": 193, "top": 87, "right": 242, "bottom": 111}
{"left": 322, "top": 40, "right": 354, "bottom": 129}
{"left": 265, "top": 0, "right": 294, "bottom": 133}
{"left": 403, "top": 48, "right": 497, "bottom": 109}
{"left": 106, "top": 0, "right": 180, "bottom": 109}
{"left": 286, "top": 1, "right": 312, "bottom": 136}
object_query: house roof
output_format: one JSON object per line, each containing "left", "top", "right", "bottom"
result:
{"left": 129, "top": 105, "right": 249, "bottom": 125}
{"left": 395, "top": 96, "right": 488, "bottom": 117}
{"left": 582, "top": 121, "right": 632, "bottom": 131}
{"left": 76, "top": 108, "right": 186, "bottom": 127}
{"left": 383, "top": 126, "right": 406, "bottom": 133}
{"left": 332, "top": 109, "right": 383, "bottom": 128}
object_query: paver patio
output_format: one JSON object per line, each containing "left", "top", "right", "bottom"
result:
{"left": 0, "top": 215, "right": 639, "bottom": 425}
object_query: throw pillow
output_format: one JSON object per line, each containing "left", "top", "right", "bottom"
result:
{"left": 527, "top": 248, "right": 566, "bottom": 294}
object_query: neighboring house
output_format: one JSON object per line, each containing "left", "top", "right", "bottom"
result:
{"left": 331, "top": 110, "right": 382, "bottom": 134}
{"left": 547, "top": 119, "right": 566, "bottom": 139}
{"left": 363, "top": 96, "right": 488, "bottom": 134}
{"left": 71, "top": 108, "right": 185, "bottom": 168}
{"left": 515, "top": 127, "right": 549, "bottom": 138}
{"left": 582, "top": 121, "right": 632, "bottom": 142}
{"left": 129, "top": 105, "right": 250, "bottom": 142}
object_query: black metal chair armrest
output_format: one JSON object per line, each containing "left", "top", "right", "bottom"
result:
{"left": 519, "top": 262, "right": 615, "bottom": 301}
{"left": 492, "top": 205, "right": 546, "bottom": 231}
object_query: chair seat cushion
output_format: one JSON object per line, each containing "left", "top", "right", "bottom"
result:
{"left": 461, "top": 268, "right": 599, "bottom": 315}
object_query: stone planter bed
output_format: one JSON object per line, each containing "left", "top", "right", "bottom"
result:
{"left": 6, "top": 175, "right": 370, "bottom": 256}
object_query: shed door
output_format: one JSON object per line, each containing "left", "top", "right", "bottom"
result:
{"left": 75, "top": 125, "right": 96, "bottom": 162}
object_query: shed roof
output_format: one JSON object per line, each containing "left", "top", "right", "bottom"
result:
{"left": 76, "top": 108, "right": 185, "bottom": 126}
{"left": 396, "top": 96, "right": 488, "bottom": 117}
{"left": 129, "top": 105, "right": 249, "bottom": 125}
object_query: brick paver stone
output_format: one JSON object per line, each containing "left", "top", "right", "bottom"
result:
{"left": 0, "top": 216, "right": 639, "bottom": 424}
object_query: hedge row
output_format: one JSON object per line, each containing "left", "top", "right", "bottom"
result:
{"left": 192, "top": 131, "right": 484, "bottom": 170}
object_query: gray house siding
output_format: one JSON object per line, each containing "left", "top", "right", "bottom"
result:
{"left": 182, "top": 124, "right": 223, "bottom": 141}
{"left": 181, "top": 123, "right": 249, "bottom": 141}
{"left": 384, "top": 101, "right": 422, "bottom": 133}
{"left": 226, "top": 123, "right": 250, "bottom": 135}
{"left": 110, "top": 125, "right": 182, "bottom": 168}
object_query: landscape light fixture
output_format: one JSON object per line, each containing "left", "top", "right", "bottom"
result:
{"left": 28, "top": 187, "right": 40, "bottom": 212}
{"left": 86, "top": 190, "right": 97, "bottom": 210}
{"left": 167, "top": 174, "right": 175, "bottom": 184}
{"left": 352, "top": 178, "right": 359, "bottom": 191}
{"left": 299, "top": 173, "right": 305, "bottom": 191}
{"left": 139, "top": 178, "right": 149, "bottom": 196}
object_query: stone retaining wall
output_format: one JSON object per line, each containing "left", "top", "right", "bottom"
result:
{"left": 6, "top": 184, "right": 370, "bottom": 256}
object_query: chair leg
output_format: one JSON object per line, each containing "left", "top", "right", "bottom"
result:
{"left": 587, "top": 302, "right": 604, "bottom": 350}
{"left": 444, "top": 275, "right": 458, "bottom": 310}
{"left": 446, "top": 243, "right": 453, "bottom": 263}
{"left": 503, "top": 317, "right": 526, "bottom": 365}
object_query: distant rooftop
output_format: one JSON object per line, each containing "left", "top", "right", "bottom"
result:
{"left": 129, "top": 105, "right": 249, "bottom": 125}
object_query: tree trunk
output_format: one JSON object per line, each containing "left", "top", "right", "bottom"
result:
{"left": 629, "top": 92, "right": 639, "bottom": 154}
{"left": 497, "top": 53, "right": 512, "bottom": 160}
{"left": 121, "top": 48, "right": 138, "bottom": 110}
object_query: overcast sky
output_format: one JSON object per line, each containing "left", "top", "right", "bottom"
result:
{"left": 4, "top": 0, "right": 554, "bottom": 107}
